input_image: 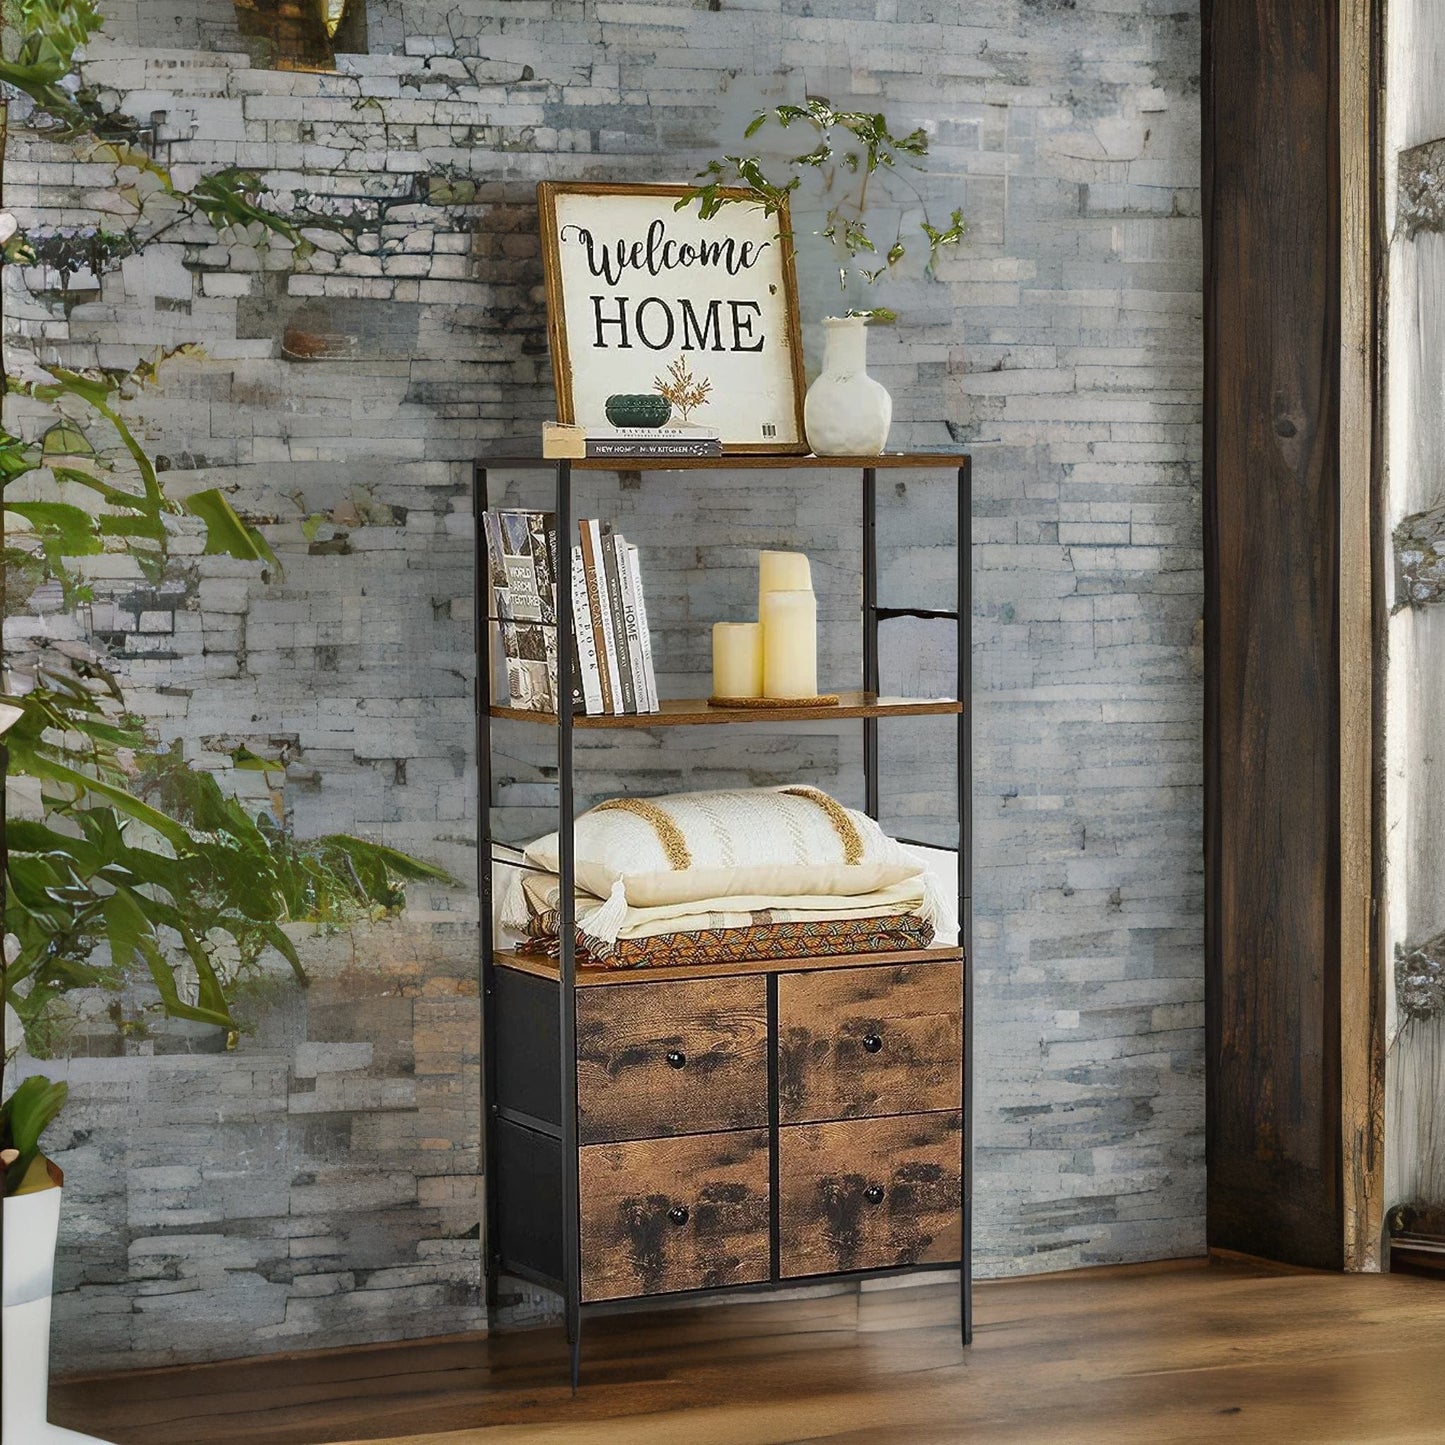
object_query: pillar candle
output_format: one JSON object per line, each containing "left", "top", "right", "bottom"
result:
{"left": 762, "top": 589, "right": 818, "bottom": 699}
{"left": 712, "top": 622, "right": 764, "bottom": 699}
{"left": 758, "top": 551, "right": 812, "bottom": 617}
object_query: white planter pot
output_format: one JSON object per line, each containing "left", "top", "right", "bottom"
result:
{"left": 803, "top": 315, "right": 893, "bottom": 456}
{"left": 3, "top": 1186, "right": 112, "bottom": 1444}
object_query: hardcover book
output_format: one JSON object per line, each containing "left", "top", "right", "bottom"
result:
{"left": 613, "top": 534, "right": 658, "bottom": 713}
{"left": 571, "top": 543, "right": 604, "bottom": 715}
{"left": 579, "top": 519, "right": 621, "bottom": 714}
{"left": 626, "top": 541, "right": 660, "bottom": 712}
{"left": 600, "top": 533, "right": 637, "bottom": 712}
{"left": 544, "top": 421, "right": 722, "bottom": 459}
{"left": 486, "top": 509, "right": 560, "bottom": 713}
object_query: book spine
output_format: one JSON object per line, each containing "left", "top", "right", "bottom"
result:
{"left": 585, "top": 427, "right": 722, "bottom": 440}
{"left": 601, "top": 534, "right": 637, "bottom": 713}
{"left": 580, "top": 519, "right": 620, "bottom": 714}
{"left": 571, "top": 544, "right": 603, "bottom": 716}
{"left": 613, "top": 534, "right": 648, "bottom": 712}
{"left": 544, "top": 525, "right": 586, "bottom": 715}
{"left": 482, "top": 511, "right": 512, "bottom": 621}
{"left": 585, "top": 441, "right": 721, "bottom": 458}
{"left": 484, "top": 511, "right": 515, "bottom": 707}
{"left": 530, "top": 513, "right": 560, "bottom": 712}
{"left": 626, "top": 542, "right": 660, "bottom": 713}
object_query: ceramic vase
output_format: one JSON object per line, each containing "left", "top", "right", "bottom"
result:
{"left": 3, "top": 1186, "right": 112, "bottom": 1443}
{"left": 803, "top": 315, "right": 892, "bottom": 456}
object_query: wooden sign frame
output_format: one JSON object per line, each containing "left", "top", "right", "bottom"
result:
{"left": 537, "top": 181, "right": 808, "bottom": 454}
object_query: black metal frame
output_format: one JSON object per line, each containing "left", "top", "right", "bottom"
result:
{"left": 474, "top": 453, "right": 973, "bottom": 1388}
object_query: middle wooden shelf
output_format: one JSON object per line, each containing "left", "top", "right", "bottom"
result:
{"left": 490, "top": 690, "right": 963, "bottom": 728}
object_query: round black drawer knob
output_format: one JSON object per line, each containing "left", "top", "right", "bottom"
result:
{"left": 862, "top": 1033, "right": 884, "bottom": 1054}
{"left": 668, "top": 1205, "right": 690, "bottom": 1226}
{"left": 665, "top": 1050, "right": 687, "bottom": 1069}
{"left": 863, "top": 1185, "right": 885, "bottom": 1206}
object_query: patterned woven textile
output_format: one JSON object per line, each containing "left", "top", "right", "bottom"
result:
{"left": 540, "top": 914, "right": 935, "bottom": 970}
{"left": 507, "top": 868, "right": 936, "bottom": 969}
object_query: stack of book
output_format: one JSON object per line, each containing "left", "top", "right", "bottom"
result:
{"left": 543, "top": 422, "right": 722, "bottom": 460}
{"left": 574, "top": 518, "right": 660, "bottom": 715}
{"left": 482, "top": 508, "right": 660, "bottom": 716}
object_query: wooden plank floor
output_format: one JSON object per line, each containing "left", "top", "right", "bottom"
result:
{"left": 49, "top": 1258, "right": 1445, "bottom": 1445}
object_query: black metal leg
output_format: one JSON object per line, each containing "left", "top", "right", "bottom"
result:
{"left": 863, "top": 467, "right": 879, "bottom": 819}
{"left": 475, "top": 465, "right": 502, "bottom": 1317}
{"left": 958, "top": 458, "right": 973, "bottom": 1349}
{"left": 556, "top": 460, "right": 582, "bottom": 1388}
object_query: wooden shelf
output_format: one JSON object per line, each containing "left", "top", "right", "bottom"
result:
{"left": 494, "top": 944, "right": 963, "bottom": 987}
{"left": 490, "top": 691, "right": 962, "bottom": 728}
{"left": 475, "top": 448, "right": 967, "bottom": 472}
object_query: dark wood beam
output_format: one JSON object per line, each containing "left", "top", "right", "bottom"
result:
{"left": 1203, "top": 0, "right": 1383, "bottom": 1269}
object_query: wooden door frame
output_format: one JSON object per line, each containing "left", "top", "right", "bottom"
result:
{"left": 1337, "top": 0, "right": 1387, "bottom": 1275}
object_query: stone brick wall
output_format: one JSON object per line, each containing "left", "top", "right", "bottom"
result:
{"left": 4, "top": 0, "right": 1204, "bottom": 1370}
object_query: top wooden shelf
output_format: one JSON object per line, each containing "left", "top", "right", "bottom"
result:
{"left": 474, "top": 447, "right": 968, "bottom": 472}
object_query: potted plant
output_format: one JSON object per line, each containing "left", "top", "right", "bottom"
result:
{"left": 2, "top": 1073, "right": 111, "bottom": 1442}
{"left": 682, "top": 98, "right": 966, "bottom": 456}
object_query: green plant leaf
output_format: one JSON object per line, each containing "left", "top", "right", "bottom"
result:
{"left": 138, "top": 936, "right": 234, "bottom": 1031}
{"left": 323, "top": 836, "right": 456, "bottom": 884}
{"left": 2, "top": 1075, "right": 69, "bottom": 1158}
{"left": 41, "top": 418, "right": 95, "bottom": 457}
{"left": 184, "top": 488, "right": 280, "bottom": 567}
{"left": 6, "top": 500, "right": 103, "bottom": 555}
{"left": 102, "top": 886, "right": 151, "bottom": 971}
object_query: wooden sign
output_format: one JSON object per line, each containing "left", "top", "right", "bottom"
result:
{"left": 538, "top": 181, "right": 807, "bottom": 453}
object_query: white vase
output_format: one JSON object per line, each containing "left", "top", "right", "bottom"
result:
{"left": 3, "top": 1186, "right": 113, "bottom": 1444}
{"left": 803, "top": 315, "right": 893, "bottom": 456}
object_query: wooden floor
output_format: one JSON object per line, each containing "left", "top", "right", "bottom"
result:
{"left": 50, "top": 1258, "right": 1445, "bottom": 1445}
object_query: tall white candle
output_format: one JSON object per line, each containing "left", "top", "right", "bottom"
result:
{"left": 762, "top": 589, "right": 818, "bottom": 699}
{"left": 712, "top": 622, "right": 764, "bottom": 699}
{"left": 758, "top": 551, "right": 812, "bottom": 617}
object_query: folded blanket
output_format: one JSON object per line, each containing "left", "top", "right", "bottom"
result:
{"left": 502, "top": 869, "right": 937, "bottom": 969}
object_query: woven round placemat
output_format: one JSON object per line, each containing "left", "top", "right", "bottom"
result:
{"left": 706, "top": 694, "right": 841, "bottom": 709}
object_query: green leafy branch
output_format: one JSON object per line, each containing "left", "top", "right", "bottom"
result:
{"left": 4, "top": 721, "right": 452, "bottom": 1061}
{"left": 0, "top": 0, "right": 332, "bottom": 265}
{"left": 678, "top": 95, "right": 967, "bottom": 308}
{"left": 2, "top": 351, "right": 453, "bottom": 1066}
{"left": 3, "top": 352, "right": 279, "bottom": 594}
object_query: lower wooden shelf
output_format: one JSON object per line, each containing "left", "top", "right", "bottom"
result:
{"left": 493, "top": 944, "right": 964, "bottom": 986}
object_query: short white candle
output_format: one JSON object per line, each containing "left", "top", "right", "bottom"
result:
{"left": 762, "top": 589, "right": 818, "bottom": 699}
{"left": 712, "top": 622, "right": 763, "bottom": 699}
{"left": 758, "top": 551, "right": 812, "bottom": 617}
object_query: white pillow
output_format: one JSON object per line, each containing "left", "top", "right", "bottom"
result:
{"left": 522, "top": 786, "right": 924, "bottom": 911}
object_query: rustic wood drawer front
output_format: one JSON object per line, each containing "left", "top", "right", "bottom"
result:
{"left": 777, "top": 962, "right": 962, "bottom": 1124}
{"left": 578, "top": 1131, "right": 771, "bottom": 1301}
{"left": 778, "top": 1112, "right": 963, "bottom": 1278}
{"left": 576, "top": 976, "right": 768, "bottom": 1145}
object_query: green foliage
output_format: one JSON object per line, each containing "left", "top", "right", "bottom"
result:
{"left": 3, "top": 354, "right": 278, "bottom": 587}
{"left": 679, "top": 96, "right": 967, "bottom": 305}
{"left": 3, "top": 730, "right": 453, "bottom": 1058}
{"left": 23, "top": 227, "right": 137, "bottom": 289}
{"left": 1, "top": 1075, "right": 69, "bottom": 1196}
{"left": 0, "top": 0, "right": 446, "bottom": 1139}
{"left": 0, "top": 0, "right": 332, "bottom": 268}
{"left": 1, "top": 352, "right": 452, "bottom": 1064}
